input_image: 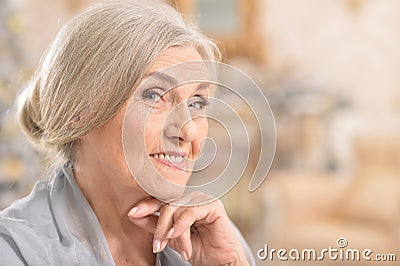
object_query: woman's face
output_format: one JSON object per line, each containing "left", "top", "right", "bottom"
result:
{"left": 87, "top": 46, "right": 210, "bottom": 201}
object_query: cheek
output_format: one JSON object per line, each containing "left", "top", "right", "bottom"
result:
{"left": 94, "top": 114, "right": 124, "bottom": 157}
{"left": 144, "top": 113, "right": 164, "bottom": 150}
{"left": 123, "top": 104, "right": 149, "bottom": 168}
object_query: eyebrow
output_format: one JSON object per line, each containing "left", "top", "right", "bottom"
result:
{"left": 145, "top": 72, "right": 211, "bottom": 92}
{"left": 145, "top": 72, "right": 178, "bottom": 86}
{"left": 196, "top": 82, "right": 210, "bottom": 92}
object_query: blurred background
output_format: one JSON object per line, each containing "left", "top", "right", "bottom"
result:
{"left": 0, "top": 0, "right": 399, "bottom": 265}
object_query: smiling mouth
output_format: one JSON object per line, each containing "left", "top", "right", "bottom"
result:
{"left": 149, "top": 152, "right": 186, "bottom": 170}
{"left": 150, "top": 153, "right": 183, "bottom": 163}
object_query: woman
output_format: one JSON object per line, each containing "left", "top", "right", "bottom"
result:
{"left": 0, "top": 1, "right": 255, "bottom": 265}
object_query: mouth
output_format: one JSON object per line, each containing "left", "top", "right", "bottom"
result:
{"left": 149, "top": 152, "right": 186, "bottom": 170}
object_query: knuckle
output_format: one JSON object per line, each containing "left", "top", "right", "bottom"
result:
{"left": 161, "top": 203, "right": 176, "bottom": 214}
{"left": 154, "top": 223, "right": 167, "bottom": 234}
{"left": 176, "top": 208, "right": 195, "bottom": 226}
{"left": 185, "top": 207, "right": 196, "bottom": 219}
{"left": 214, "top": 198, "right": 224, "bottom": 209}
{"left": 160, "top": 203, "right": 170, "bottom": 212}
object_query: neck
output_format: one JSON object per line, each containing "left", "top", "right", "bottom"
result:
{"left": 73, "top": 143, "right": 155, "bottom": 266}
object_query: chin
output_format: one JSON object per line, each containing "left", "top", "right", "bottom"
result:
{"left": 150, "top": 184, "right": 186, "bottom": 203}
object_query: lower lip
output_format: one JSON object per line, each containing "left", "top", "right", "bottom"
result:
{"left": 150, "top": 156, "right": 186, "bottom": 171}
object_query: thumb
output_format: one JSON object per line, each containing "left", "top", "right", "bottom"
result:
{"left": 127, "top": 197, "right": 163, "bottom": 233}
{"left": 128, "top": 214, "right": 158, "bottom": 234}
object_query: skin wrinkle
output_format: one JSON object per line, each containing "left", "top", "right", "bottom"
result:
{"left": 15, "top": 2, "right": 256, "bottom": 264}
{"left": 73, "top": 46, "right": 209, "bottom": 265}
{"left": 19, "top": 0, "right": 220, "bottom": 176}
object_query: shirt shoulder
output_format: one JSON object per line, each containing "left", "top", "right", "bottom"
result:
{"left": 0, "top": 181, "right": 55, "bottom": 265}
{"left": 0, "top": 181, "right": 50, "bottom": 221}
{"left": 0, "top": 220, "right": 52, "bottom": 265}
{"left": 0, "top": 226, "right": 27, "bottom": 266}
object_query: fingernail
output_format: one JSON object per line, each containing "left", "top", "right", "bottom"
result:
{"left": 161, "top": 239, "right": 168, "bottom": 251}
{"left": 153, "top": 240, "right": 161, "bottom": 253}
{"left": 181, "top": 251, "right": 188, "bottom": 261}
{"left": 127, "top": 207, "right": 138, "bottom": 217}
{"left": 166, "top": 228, "right": 175, "bottom": 239}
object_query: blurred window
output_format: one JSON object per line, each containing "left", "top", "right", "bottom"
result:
{"left": 195, "top": 0, "right": 239, "bottom": 34}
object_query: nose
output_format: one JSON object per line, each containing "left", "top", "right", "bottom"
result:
{"left": 164, "top": 104, "right": 198, "bottom": 143}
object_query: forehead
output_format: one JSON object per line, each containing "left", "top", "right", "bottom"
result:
{"left": 147, "top": 46, "right": 212, "bottom": 84}
{"left": 150, "top": 46, "right": 203, "bottom": 71}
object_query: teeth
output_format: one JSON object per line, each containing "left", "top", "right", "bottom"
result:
{"left": 152, "top": 153, "right": 183, "bottom": 163}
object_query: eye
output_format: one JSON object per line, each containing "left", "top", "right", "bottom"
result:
{"left": 142, "top": 88, "right": 164, "bottom": 102}
{"left": 188, "top": 95, "right": 209, "bottom": 109}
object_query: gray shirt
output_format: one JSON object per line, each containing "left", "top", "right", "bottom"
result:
{"left": 0, "top": 163, "right": 255, "bottom": 265}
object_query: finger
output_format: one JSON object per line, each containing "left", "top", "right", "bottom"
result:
{"left": 168, "top": 228, "right": 192, "bottom": 261}
{"left": 128, "top": 214, "right": 158, "bottom": 234}
{"left": 167, "top": 207, "right": 199, "bottom": 239}
{"left": 153, "top": 204, "right": 178, "bottom": 253}
{"left": 179, "top": 228, "right": 192, "bottom": 261}
{"left": 168, "top": 199, "right": 226, "bottom": 238}
{"left": 128, "top": 197, "right": 163, "bottom": 218}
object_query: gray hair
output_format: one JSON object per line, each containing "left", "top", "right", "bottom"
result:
{"left": 18, "top": 0, "right": 220, "bottom": 174}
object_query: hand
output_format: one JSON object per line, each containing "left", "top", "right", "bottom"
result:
{"left": 127, "top": 192, "right": 249, "bottom": 265}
